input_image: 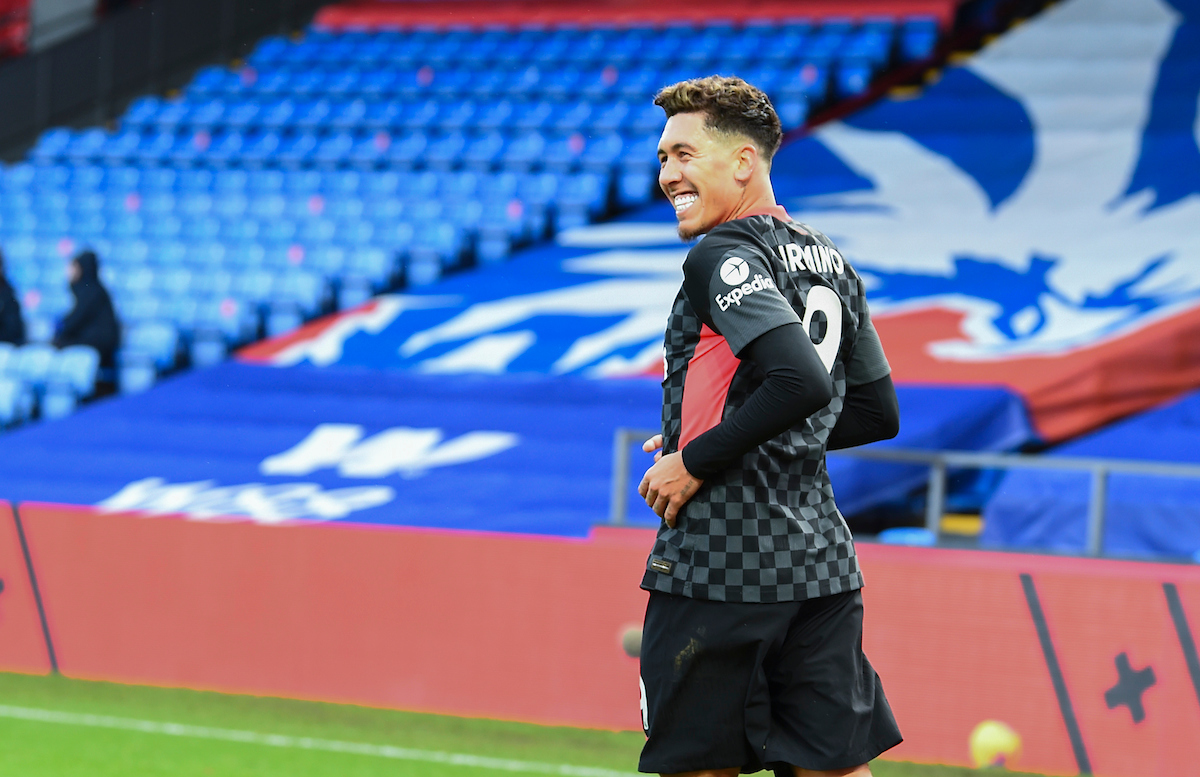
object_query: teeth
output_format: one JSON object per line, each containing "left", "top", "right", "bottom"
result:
{"left": 674, "top": 194, "right": 698, "bottom": 212}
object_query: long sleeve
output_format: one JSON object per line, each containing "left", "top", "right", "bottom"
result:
{"left": 681, "top": 322, "right": 833, "bottom": 479}
{"left": 827, "top": 375, "right": 900, "bottom": 450}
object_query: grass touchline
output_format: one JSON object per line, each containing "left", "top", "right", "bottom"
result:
{"left": 0, "top": 703, "right": 643, "bottom": 777}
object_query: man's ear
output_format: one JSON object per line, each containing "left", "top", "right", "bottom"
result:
{"left": 733, "top": 143, "right": 758, "bottom": 185}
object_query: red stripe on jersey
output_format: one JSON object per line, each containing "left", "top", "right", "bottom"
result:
{"left": 737, "top": 205, "right": 791, "bottom": 221}
{"left": 679, "top": 325, "right": 740, "bottom": 450}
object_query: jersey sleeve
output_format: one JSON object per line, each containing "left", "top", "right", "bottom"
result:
{"left": 682, "top": 241, "right": 800, "bottom": 357}
{"left": 845, "top": 302, "right": 892, "bottom": 387}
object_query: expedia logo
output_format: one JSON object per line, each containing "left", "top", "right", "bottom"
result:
{"left": 715, "top": 273, "right": 776, "bottom": 312}
{"left": 720, "top": 256, "right": 750, "bottom": 285}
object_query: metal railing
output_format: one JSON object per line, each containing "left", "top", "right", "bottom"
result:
{"left": 608, "top": 427, "right": 1200, "bottom": 557}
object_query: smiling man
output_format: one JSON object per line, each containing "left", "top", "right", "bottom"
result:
{"left": 636, "top": 76, "right": 903, "bottom": 777}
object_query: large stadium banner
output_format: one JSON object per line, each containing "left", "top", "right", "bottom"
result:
{"left": 784, "top": 0, "right": 1200, "bottom": 442}
{"left": 249, "top": 0, "right": 1200, "bottom": 446}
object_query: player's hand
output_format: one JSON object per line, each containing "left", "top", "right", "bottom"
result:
{"left": 638, "top": 451, "right": 702, "bottom": 528}
{"left": 642, "top": 434, "right": 664, "bottom": 462}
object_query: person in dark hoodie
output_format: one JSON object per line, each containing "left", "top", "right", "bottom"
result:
{"left": 54, "top": 249, "right": 119, "bottom": 366}
{"left": 0, "top": 248, "right": 25, "bottom": 345}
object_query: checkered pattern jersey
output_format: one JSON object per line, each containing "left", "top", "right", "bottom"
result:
{"left": 642, "top": 214, "right": 875, "bottom": 603}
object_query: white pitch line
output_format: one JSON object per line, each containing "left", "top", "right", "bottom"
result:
{"left": 0, "top": 704, "right": 641, "bottom": 777}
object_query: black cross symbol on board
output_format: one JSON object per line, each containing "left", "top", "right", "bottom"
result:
{"left": 1104, "top": 652, "right": 1156, "bottom": 723}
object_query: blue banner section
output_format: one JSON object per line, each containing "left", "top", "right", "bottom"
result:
{"left": 983, "top": 389, "right": 1200, "bottom": 559}
{"left": 0, "top": 361, "right": 661, "bottom": 536}
{"left": 828, "top": 384, "right": 1034, "bottom": 516}
{"left": 0, "top": 359, "right": 1035, "bottom": 533}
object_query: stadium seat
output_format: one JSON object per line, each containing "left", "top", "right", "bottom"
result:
{"left": 190, "top": 329, "right": 228, "bottom": 368}
{"left": 40, "top": 381, "right": 78, "bottom": 419}
{"left": 124, "top": 320, "right": 180, "bottom": 372}
{"left": 266, "top": 301, "right": 304, "bottom": 337}
{"left": 0, "top": 375, "right": 26, "bottom": 426}
{"left": 834, "top": 59, "right": 875, "bottom": 99}
{"left": 10, "top": 343, "right": 56, "bottom": 391}
{"left": 901, "top": 17, "right": 940, "bottom": 62}
{"left": 48, "top": 345, "right": 100, "bottom": 397}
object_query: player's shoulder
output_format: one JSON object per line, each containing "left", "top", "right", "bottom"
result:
{"left": 789, "top": 220, "right": 838, "bottom": 250}
{"left": 683, "top": 220, "right": 769, "bottom": 277}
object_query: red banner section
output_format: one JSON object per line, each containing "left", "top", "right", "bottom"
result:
{"left": 0, "top": 0, "right": 29, "bottom": 57}
{"left": 15, "top": 503, "right": 1200, "bottom": 775}
{"left": 875, "top": 304, "right": 1200, "bottom": 442}
{"left": 20, "top": 504, "right": 652, "bottom": 730}
{"left": 0, "top": 503, "right": 54, "bottom": 675}
{"left": 859, "top": 547, "right": 1200, "bottom": 774}
{"left": 314, "top": 0, "right": 962, "bottom": 30}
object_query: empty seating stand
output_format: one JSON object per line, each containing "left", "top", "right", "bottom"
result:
{"left": 0, "top": 13, "right": 940, "bottom": 409}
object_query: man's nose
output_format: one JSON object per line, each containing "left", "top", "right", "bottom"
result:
{"left": 659, "top": 158, "right": 681, "bottom": 189}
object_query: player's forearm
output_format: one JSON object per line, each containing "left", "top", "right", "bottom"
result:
{"left": 681, "top": 323, "right": 833, "bottom": 479}
{"left": 827, "top": 375, "right": 900, "bottom": 450}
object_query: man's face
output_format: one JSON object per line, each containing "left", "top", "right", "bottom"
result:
{"left": 657, "top": 112, "right": 742, "bottom": 240}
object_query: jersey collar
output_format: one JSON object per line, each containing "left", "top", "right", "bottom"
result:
{"left": 736, "top": 205, "right": 791, "bottom": 222}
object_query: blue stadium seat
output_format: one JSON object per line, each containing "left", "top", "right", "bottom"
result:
{"left": 122, "top": 96, "right": 162, "bottom": 131}
{"left": 187, "top": 98, "right": 226, "bottom": 131}
{"left": 103, "top": 166, "right": 140, "bottom": 192}
{"left": 329, "top": 98, "right": 369, "bottom": 130}
{"left": 0, "top": 341, "right": 15, "bottom": 374}
{"left": 224, "top": 99, "right": 262, "bottom": 131}
{"left": 361, "top": 100, "right": 401, "bottom": 131}
{"left": 384, "top": 132, "right": 429, "bottom": 168}
{"left": 434, "top": 100, "right": 477, "bottom": 132}
{"left": 474, "top": 100, "right": 515, "bottom": 131}
{"left": 152, "top": 100, "right": 192, "bottom": 134}
{"left": 117, "top": 349, "right": 157, "bottom": 394}
{"left": 0, "top": 375, "right": 29, "bottom": 427}
{"left": 276, "top": 132, "right": 319, "bottom": 167}
{"left": 188, "top": 66, "right": 237, "bottom": 98}
{"left": 424, "top": 132, "right": 468, "bottom": 170}
{"left": 48, "top": 344, "right": 100, "bottom": 398}
{"left": 834, "top": 58, "right": 875, "bottom": 99}
{"left": 35, "top": 165, "right": 71, "bottom": 190}
{"left": 307, "top": 244, "right": 347, "bottom": 279}
{"left": 189, "top": 329, "right": 228, "bottom": 368}
{"left": 500, "top": 132, "right": 546, "bottom": 172}
{"left": 322, "top": 169, "right": 360, "bottom": 196}
{"left": 30, "top": 128, "right": 71, "bottom": 164}
{"left": 901, "top": 17, "right": 939, "bottom": 62}
{"left": 346, "top": 245, "right": 396, "bottom": 284}
{"left": 313, "top": 131, "right": 355, "bottom": 168}
{"left": 512, "top": 101, "right": 555, "bottom": 131}
{"left": 462, "top": 132, "right": 506, "bottom": 171}
{"left": 196, "top": 295, "right": 255, "bottom": 342}
{"left": 10, "top": 343, "right": 57, "bottom": 391}
{"left": 347, "top": 132, "right": 390, "bottom": 167}
{"left": 190, "top": 268, "right": 235, "bottom": 298}
{"left": 275, "top": 268, "right": 327, "bottom": 315}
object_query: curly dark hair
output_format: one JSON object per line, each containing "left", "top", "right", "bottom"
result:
{"left": 654, "top": 75, "right": 783, "bottom": 164}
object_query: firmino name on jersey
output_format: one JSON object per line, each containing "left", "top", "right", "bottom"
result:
{"left": 716, "top": 273, "right": 777, "bottom": 311}
{"left": 775, "top": 243, "right": 846, "bottom": 276}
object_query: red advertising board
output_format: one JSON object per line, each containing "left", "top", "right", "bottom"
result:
{"left": 0, "top": 0, "right": 29, "bottom": 57}
{"left": 0, "top": 502, "right": 54, "bottom": 675}
{"left": 11, "top": 503, "right": 1200, "bottom": 775}
{"left": 313, "top": 0, "right": 961, "bottom": 31}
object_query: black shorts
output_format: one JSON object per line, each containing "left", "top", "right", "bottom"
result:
{"left": 638, "top": 589, "right": 901, "bottom": 775}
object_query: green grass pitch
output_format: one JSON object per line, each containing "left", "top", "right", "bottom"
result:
{"left": 0, "top": 672, "right": 1045, "bottom": 776}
